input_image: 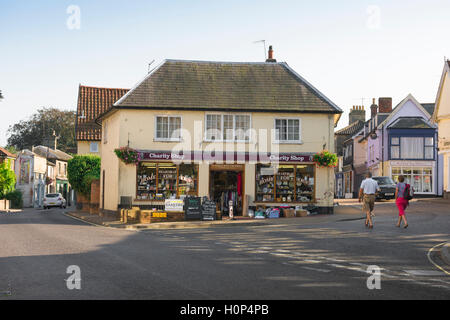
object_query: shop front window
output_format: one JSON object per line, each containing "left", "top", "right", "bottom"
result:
{"left": 275, "top": 165, "right": 295, "bottom": 202}
{"left": 178, "top": 163, "right": 198, "bottom": 197}
{"left": 255, "top": 164, "right": 314, "bottom": 203}
{"left": 255, "top": 164, "right": 275, "bottom": 202}
{"left": 137, "top": 163, "right": 198, "bottom": 200}
{"left": 392, "top": 167, "right": 433, "bottom": 193}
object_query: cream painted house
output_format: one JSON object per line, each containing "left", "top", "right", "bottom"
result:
{"left": 433, "top": 60, "right": 450, "bottom": 198}
{"left": 96, "top": 56, "right": 342, "bottom": 217}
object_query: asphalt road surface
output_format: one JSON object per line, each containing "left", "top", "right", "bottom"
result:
{"left": 0, "top": 200, "right": 449, "bottom": 300}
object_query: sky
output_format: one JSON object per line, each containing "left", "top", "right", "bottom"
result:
{"left": 1, "top": 0, "right": 450, "bottom": 147}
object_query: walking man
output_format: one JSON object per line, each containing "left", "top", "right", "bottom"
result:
{"left": 358, "top": 172, "right": 381, "bottom": 229}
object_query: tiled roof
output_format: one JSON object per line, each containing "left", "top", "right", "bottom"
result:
{"left": 32, "top": 146, "right": 73, "bottom": 161}
{"left": 388, "top": 117, "right": 433, "bottom": 129}
{"left": 0, "top": 147, "right": 16, "bottom": 158}
{"left": 421, "top": 103, "right": 435, "bottom": 116}
{"left": 76, "top": 85, "right": 129, "bottom": 141}
{"left": 113, "top": 60, "right": 342, "bottom": 113}
{"left": 335, "top": 120, "right": 365, "bottom": 136}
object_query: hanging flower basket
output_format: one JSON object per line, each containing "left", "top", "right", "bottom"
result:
{"left": 313, "top": 150, "right": 338, "bottom": 168}
{"left": 114, "top": 147, "right": 141, "bottom": 165}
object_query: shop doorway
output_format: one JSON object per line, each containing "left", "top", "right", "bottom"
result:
{"left": 209, "top": 165, "right": 244, "bottom": 217}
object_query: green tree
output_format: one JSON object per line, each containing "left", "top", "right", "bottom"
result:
{"left": 67, "top": 155, "right": 101, "bottom": 198}
{"left": 6, "top": 107, "right": 76, "bottom": 153}
{"left": 0, "top": 161, "right": 16, "bottom": 199}
{"left": 0, "top": 90, "right": 3, "bottom": 100}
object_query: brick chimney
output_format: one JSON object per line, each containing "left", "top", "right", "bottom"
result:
{"left": 266, "top": 45, "right": 277, "bottom": 63}
{"left": 370, "top": 98, "right": 378, "bottom": 118}
{"left": 378, "top": 97, "right": 392, "bottom": 113}
{"left": 349, "top": 105, "right": 366, "bottom": 125}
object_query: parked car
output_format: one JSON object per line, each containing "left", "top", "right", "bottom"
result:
{"left": 372, "top": 176, "right": 397, "bottom": 200}
{"left": 43, "top": 193, "right": 66, "bottom": 209}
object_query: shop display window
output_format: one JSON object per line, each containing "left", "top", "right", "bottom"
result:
{"left": 178, "top": 164, "right": 198, "bottom": 197}
{"left": 275, "top": 165, "right": 295, "bottom": 202}
{"left": 296, "top": 165, "right": 314, "bottom": 202}
{"left": 255, "top": 164, "right": 275, "bottom": 202}
{"left": 137, "top": 163, "right": 198, "bottom": 200}
{"left": 391, "top": 167, "right": 433, "bottom": 193}
{"left": 137, "top": 163, "right": 157, "bottom": 200}
{"left": 255, "top": 163, "right": 315, "bottom": 203}
{"left": 157, "top": 163, "right": 178, "bottom": 199}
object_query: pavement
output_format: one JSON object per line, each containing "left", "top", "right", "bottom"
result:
{"left": 64, "top": 204, "right": 365, "bottom": 231}
{"left": 64, "top": 196, "right": 448, "bottom": 231}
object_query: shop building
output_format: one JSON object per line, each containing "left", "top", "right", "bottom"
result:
{"left": 365, "top": 94, "right": 443, "bottom": 195}
{"left": 96, "top": 54, "right": 342, "bottom": 217}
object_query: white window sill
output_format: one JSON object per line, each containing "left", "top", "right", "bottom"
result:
{"left": 273, "top": 140, "right": 304, "bottom": 145}
{"left": 203, "top": 140, "right": 252, "bottom": 143}
{"left": 154, "top": 138, "right": 182, "bottom": 143}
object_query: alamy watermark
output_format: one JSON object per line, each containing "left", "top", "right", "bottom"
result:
{"left": 366, "top": 5, "right": 381, "bottom": 30}
{"left": 66, "top": 265, "right": 81, "bottom": 290}
{"left": 366, "top": 265, "right": 381, "bottom": 290}
{"left": 66, "top": 5, "right": 81, "bottom": 30}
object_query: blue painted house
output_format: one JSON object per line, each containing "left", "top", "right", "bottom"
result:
{"left": 369, "top": 94, "right": 443, "bottom": 195}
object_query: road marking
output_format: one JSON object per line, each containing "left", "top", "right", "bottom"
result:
{"left": 427, "top": 242, "right": 450, "bottom": 275}
{"left": 301, "top": 266, "right": 332, "bottom": 273}
{"left": 404, "top": 270, "right": 446, "bottom": 276}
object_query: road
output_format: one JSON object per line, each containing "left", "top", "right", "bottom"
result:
{"left": 0, "top": 200, "right": 449, "bottom": 300}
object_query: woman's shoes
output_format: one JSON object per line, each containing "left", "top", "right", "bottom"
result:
{"left": 368, "top": 224, "right": 373, "bottom": 229}
{"left": 404, "top": 224, "right": 408, "bottom": 229}
{"left": 396, "top": 224, "right": 401, "bottom": 227}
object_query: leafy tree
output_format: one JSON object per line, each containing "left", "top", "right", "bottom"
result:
{"left": 0, "top": 161, "right": 16, "bottom": 199}
{"left": 4, "top": 146, "right": 18, "bottom": 155}
{"left": 0, "top": 90, "right": 3, "bottom": 100}
{"left": 7, "top": 107, "right": 76, "bottom": 153}
{"left": 67, "top": 155, "right": 101, "bottom": 198}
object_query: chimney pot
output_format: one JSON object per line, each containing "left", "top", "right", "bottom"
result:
{"left": 265, "top": 45, "right": 277, "bottom": 63}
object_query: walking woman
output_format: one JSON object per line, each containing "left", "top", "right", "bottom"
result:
{"left": 395, "top": 175, "right": 409, "bottom": 228}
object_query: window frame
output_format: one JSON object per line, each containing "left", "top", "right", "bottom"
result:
{"left": 204, "top": 113, "right": 252, "bottom": 142}
{"left": 254, "top": 163, "right": 315, "bottom": 203}
{"left": 90, "top": 142, "right": 99, "bottom": 153}
{"left": 273, "top": 117, "right": 302, "bottom": 144}
{"left": 389, "top": 135, "right": 435, "bottom": 160}
{"left": 154, "top": 115, "right": 183, "bottom": 142}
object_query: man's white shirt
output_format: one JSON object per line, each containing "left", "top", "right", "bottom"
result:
{"left": 360, "top": 178, "right": 380, "bottom": 195}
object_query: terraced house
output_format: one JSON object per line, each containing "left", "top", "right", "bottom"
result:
{"left": 96, "top": 50, "right": 343, "bottom": 217}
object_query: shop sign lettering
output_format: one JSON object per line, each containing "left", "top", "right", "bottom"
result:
{"left": 139, "top": 151, "right": 313, "bottom": 163}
